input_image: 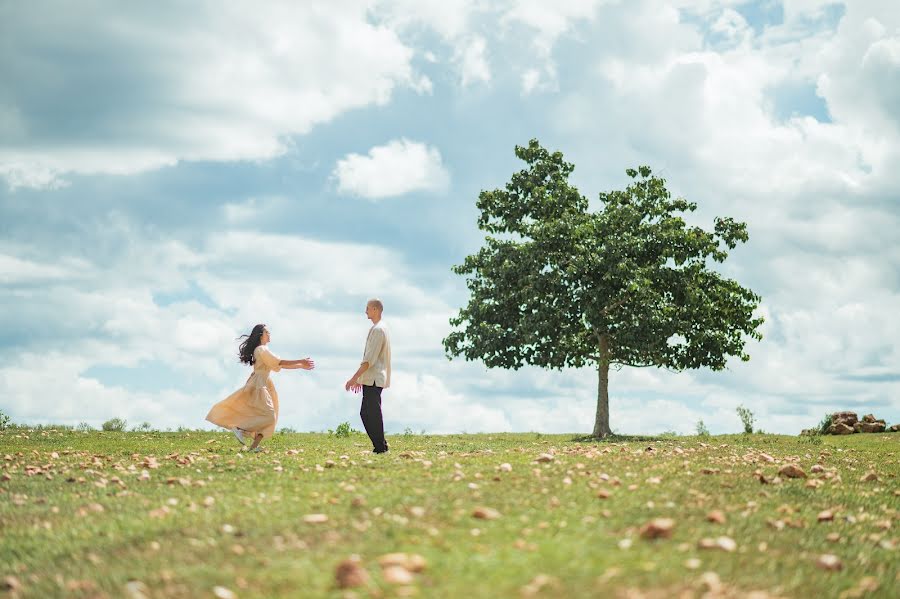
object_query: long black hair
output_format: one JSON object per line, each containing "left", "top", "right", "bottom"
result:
{"left": 238, "top": 324, "right": 266, "bottom": 365}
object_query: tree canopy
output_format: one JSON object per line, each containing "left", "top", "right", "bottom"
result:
{"left": 444, "top": 139, "right": 763, "bottom": 437}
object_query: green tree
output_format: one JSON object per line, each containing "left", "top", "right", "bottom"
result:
{"left": 443, "top": 140, "right": 763, "bottom": 437}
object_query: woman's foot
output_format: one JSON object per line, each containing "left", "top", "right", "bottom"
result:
{"left": 231, "top": 427, "right": 245, "bottom": 446}
{"left": 246, "top": 433, "right": 264, "bottom": 452}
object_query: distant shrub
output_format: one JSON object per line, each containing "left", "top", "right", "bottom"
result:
{"left": 101, "top": 418, "right": 127, "bottom": 432}
{"left": 0, "top": 409, "right": 11, "bottom": 431}
{"left": 331, "top": 422, "right": 359, "bottom": 438}
{"left": 131, "top": 422, "right": 153, "bottom": 432}
{"left": 736, "top": 405, "right": 755, "bottom": 434}
{"left": 818, "top": 414, "right": 833, "bottom": 435}
{"left": 76, "top": 422, "right": 93, "bottom": 432}
{"left": 695, "top": 420, "right": 710, "bottom": 436}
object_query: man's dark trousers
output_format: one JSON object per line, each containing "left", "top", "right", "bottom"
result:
{"left": 360, "top": 384, "right": 387, "bottom": 453}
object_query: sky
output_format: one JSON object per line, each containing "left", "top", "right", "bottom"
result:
{"left": 1, "top": 0, "right": 898, "bottom": 436}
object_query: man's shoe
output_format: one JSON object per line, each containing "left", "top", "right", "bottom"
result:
{"left": 231, "top": 427, "right": 245, "bottom": 446}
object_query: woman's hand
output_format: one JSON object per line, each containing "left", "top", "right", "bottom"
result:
{"left": 299, "top": 358, "right": 315, "bottom": 370}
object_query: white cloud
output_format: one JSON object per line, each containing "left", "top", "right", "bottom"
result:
{"left": 456, "top": 36, "right": 492, "bottom": 86}
{"left": 333, "top": 138, "right": 450, "bottom": 199}
{"left": 503, "top": 0, "right": 606, "bottom": 57}
{"left": 545, "top": 0, "right": 900, "bottom": 433}
{"left": 222, "top": 196, "right": 288, "bottom": 225}
{"left": 521, "top": 69, "right": 542, "bottom": 94}
{"left": 711, "top": 8, "right": 752, "bottom": 46}
{"left": 377, "top": 0, "right": 608, "bottom": 92}
{"left": 375, "top": 0, "right": 478, "bottom": 41}
{"left": 0, "top": 253, "right": 93, "bottom": 284}
{"left": 0, "top": 220, "right": 473, "bottom": 431}
{"left": 0, "top": 1, "right": 426, "bottom": 189}
{"left": 3, "top": 0, "right": 900, "bottom": 438}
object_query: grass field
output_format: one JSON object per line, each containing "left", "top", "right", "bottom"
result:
{"left": 1, "top": 428, "right": 897, "bottom": 598}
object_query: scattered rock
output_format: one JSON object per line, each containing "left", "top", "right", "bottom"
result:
{"left": 817, "top": 510, "right": 834, "bottom": 522}
{"left": 855, "top": 420, "right": 886, "bottom": 433}
{"left": 382, "top": 565, "right": 414, "bottom": 585}
{"left": 472, "top": 507, "right": 501, "bottom": 520}
{"left": 829, "top": 422, "right": 855, "bottom": 435}
{"left": 378, "top": 553, "right": 427, "bottom": 573}
{"left": 889, "top": 424, "right": 900, "bottom": 432}
{"left": 815, "top": 554, "right": 842, "bottom": 571}
{"left": 212, "top": 587, "right": 236, "bottom": 599}
{"left": 698, "top": 571, "right": 723, "bottom": 594}
{"left": 706, "top": 510, "right": 726, "bottom": 524}
{"left": 715, "top": 536, "right": 737, "bottom": 552}
{"left": 639, "top": 517, "right": 675, "bottom": 539}
{"left": 303, "top": 513, "right": 329, "bottom": 524}
{"left": 1, "top": 576, "right": 22, "bottom": 592}
{"left": 335, "top": 556, "right": 369, "bottom": 589}
{"left": 859, "top": 471, "right": 878, "bottom": 482}
{"left": 825, "top": 411, "right": 893, "bottom": 434}
{"left": 698, "top": 536, "right": 736, "bottom": 552}
{"left": 778, "top": 464, "right": 806, "bottom": 479}
{"left": 535, "top": 454, "right": 554, "bottom": 463}
{"left": 831, "top": 411, "right": 858, "bottom": 426}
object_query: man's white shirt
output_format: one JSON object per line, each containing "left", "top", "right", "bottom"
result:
{"left": 358, "top": 320, "right": 391, "bottom": 388}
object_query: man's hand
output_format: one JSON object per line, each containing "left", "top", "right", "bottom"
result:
{"left": 345, "top": 379, "right": 362, "bottom": 393}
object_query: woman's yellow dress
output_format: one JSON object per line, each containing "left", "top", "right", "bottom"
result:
{"left": 206, "top": 345, "right": 282, "bottom": 439}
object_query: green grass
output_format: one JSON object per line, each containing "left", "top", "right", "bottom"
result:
{"left": 1, "top": 429, "right": 897, "bottom": 598}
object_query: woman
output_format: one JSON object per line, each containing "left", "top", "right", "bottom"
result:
{"left": 206, "top": 324, "right": 314, "bottom": 452}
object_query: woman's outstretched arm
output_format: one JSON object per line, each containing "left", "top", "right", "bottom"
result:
{"left": 279, "top": 358, "right": 315, "bottom": 370}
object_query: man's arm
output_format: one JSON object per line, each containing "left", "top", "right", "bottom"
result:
{"left": 345, "top": 328, "right": 384, "bottom": 392}
{"left": 344, "top": 361, "right": 369, "bottom": 392}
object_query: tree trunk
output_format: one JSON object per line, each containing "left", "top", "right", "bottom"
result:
{"left": 592, "top": 333, "right": 612, "bottom": 438}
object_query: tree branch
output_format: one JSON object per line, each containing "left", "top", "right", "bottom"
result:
{"left": 611, "top": 360, "right": 681, "bottom": 374}
{"left": 600, "top": 294, "right": 629, "bottom": 317}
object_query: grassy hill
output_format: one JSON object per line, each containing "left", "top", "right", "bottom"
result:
{"left": 1, "top": 429, "right": 897, "bottom": 598}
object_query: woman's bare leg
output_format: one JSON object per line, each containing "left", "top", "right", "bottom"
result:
{"left": 248, "top": 433, "right": 264, "bottom": 450}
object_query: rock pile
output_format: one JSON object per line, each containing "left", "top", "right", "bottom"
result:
{"left": 824, "top": 412, "right": 898, "bottom": 435}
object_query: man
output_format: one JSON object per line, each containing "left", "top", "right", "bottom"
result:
{"left": 345, "top": 298, "right": 392, "bottom": 453}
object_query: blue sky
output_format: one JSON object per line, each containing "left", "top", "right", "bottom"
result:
{"left": 1, "top": 0, "right": 898, "bottom": 435}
